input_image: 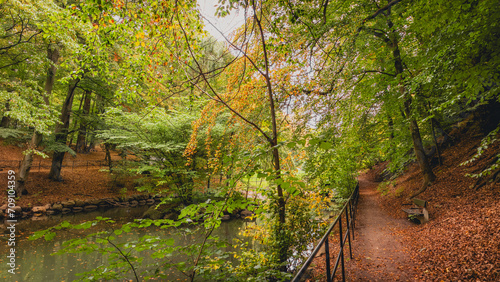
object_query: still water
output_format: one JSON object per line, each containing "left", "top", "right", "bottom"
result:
{"left": 0, "top": 206, "right": 255, "bottom": 281}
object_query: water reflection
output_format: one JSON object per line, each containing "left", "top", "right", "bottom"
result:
{"left": 0, "top": 207, "right": 256, "bottom": 281}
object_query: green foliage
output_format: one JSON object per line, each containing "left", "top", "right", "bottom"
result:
{"left": 97, "top": 107, "right": 193, "bottom": 199}
{"left": 42, "top": 138, "right": 77, "bottom": 157}
{"left": 0, "top": 127, "right": 30, "bottom": 141}
{"left": 303, "top": 132, "right": 359, "bottom": 198}
{"left": 377, "top": 180, "right": 397, "bottom": 196}
{"left": 461, "top": 126, "right": 500, "bottom": 178}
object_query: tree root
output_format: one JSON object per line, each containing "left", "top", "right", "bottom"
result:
{"left": 409, "top": 176, "right": 434, "bottom": 199}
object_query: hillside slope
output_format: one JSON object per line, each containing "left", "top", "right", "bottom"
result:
{"left": 373, "top": 123, "right": 500, "bottom": 280}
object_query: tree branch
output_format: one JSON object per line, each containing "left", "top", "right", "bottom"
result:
{"left": 363, "top": 0, "right": 404, "bottom": 23}
{"left": 175, "top": 12, "right": 273, "bottom": 143}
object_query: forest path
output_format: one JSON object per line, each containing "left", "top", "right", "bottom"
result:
{"left": 344, "top": 174, "right": 417, "bottom": 281}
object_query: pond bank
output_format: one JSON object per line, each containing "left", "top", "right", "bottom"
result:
{"left": 1, "top": 192, "right": 256, "bottom": 224}
{"left": 0, "top": 193, "right": 160, "bottom": 221}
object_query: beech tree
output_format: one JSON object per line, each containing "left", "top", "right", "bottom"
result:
{"left": 17, "top": 45, "right": 59, "bottom": 194}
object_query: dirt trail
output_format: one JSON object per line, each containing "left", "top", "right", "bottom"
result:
{"left": 345, "top": 174, "right": 416, "bottom": 281}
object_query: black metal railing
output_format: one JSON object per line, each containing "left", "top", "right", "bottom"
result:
{"left": 292, "top": 182, "right": 360, "bottom": 282}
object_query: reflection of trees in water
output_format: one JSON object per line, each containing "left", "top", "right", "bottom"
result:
{"left": 9, "top": 216, "right": 256, "bottom": 281}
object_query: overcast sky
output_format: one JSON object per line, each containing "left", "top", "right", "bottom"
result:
{"left": 197, "top": 0, "right": 245, "bottom": 42}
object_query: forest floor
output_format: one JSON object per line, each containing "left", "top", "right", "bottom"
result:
{"left": 311, "top": 122, "right": 500, "bottom": 281}
{"left": 0, "top": 140, "right": 144, "bottom": 207}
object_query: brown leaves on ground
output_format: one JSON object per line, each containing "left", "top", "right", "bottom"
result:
{"left": 372, "top": 129, "right": 500, "bottom": 281}
{"left": 0, "top": 142, "right": 142, "bottom": 207}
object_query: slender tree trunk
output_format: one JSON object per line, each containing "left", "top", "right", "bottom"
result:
{"left": 48, "top": 78, "right": 80, "bottom": 181}
{"left": 68, "top": 93, "right": 85, "bottom": 147}
{"left": 76, "top": 90, "right": 92, "bottom": 153}
{"left": 388, "top": 114, "right": 394, "bottom": 140}
{"left": 430, "top": 117, "right": 442, "bottom": 165}
{"left": 16, "top": 46, "right": 59, "bottom": 195}
{"left": 104, "top": 143, "right": 112, "bottom": 172}
{"left": 87, "top": 93, "right": 102, "bottom": 150}
{"left": 16, "top": 132, "right": 43, "bottom": 195}
{"left": 250, "top": 3, "right": 288, "bottom": 268}
{"left": 386, "top": 10, "right": 436, "bottom": 194}
{"left": 1, "top": 100, "right": 11, "bottom": 128}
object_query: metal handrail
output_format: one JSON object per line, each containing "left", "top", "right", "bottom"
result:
{"left": 292, "top": 182, "right": 359, "bottom": 282}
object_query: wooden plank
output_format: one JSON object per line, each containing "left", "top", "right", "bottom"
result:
{"left": 402, "top": 208, "right": 423, "bottom": 215}
{"left": 412, "top": 198, "right": 427, "bottom": 207}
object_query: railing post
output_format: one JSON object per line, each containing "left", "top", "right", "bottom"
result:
{"left": 346, "top": 204, "right": 353, "bottom": 260}
{"left": 353, "top": 188, "right": 357, "bottom": 230}
{"left": 350, "top": 200, "right": 355, "bottom": 240}
{"left": 353, "top": 200, "right": 356, "bottom": 238}
{"left": 339, "top": 216, "right": 345, "bottom": 282}
{"left": 325, "top": 237, "right": 332, "bottom": 282}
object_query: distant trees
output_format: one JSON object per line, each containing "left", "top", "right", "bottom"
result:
{"left": 1, "top": 2, "right": 62, "bottom": 194}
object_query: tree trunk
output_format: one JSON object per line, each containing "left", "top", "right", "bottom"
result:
{"left": 87, "top": 93, "right": 102, "bottom": 150}
{"left": 251, "top": 5, "right": 288, "bottom": 268}
{"left": 48, "top": 78, "right": 80, "bottom": 181}
{"left": 430, "top": 116, "right": 442, "bottom": 166}
{"left": 104, "top": 143, "right": 112, "bottom": 172}
{"left": 407, "top": 115, "right": 436, "bottom": 185}
{"left": 386, "top": 10, "right": 436, "bottom": 194}
{"left": 15, "top": 131, "right": 43, "bottom": 195}
{"left": 76, "top": 90, "right": 92, "bottom": 153}
{"left": 272, "top": 143, "right": 287, "bottom": 269}
{"left": 15, "top": 46, "right": 59, "bottom": 195}
{"left": 388, "top": 114, "right": 394, "bottom": 140}
{"left": 1, "top": 100, "right": 11, "bottom": 128}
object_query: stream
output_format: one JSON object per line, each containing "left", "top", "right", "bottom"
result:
{"left": 0, "top": 206, "right": 256, "bottom": 281}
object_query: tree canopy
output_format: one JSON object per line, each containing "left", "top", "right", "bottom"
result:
{"left": 3, "top": 0, "right": 499, "bottom": 280}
